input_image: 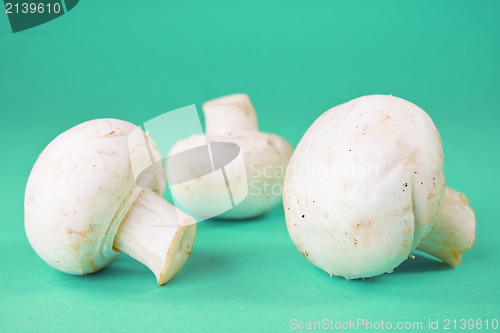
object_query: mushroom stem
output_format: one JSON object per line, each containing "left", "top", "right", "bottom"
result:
{"left": 203, "top": 94, "right": 258, "bottom": 135}
{"left": 114, "top": 189, "right": 196, "bottom": 285}
{"left": 417, "top": 187, "right": 476, "bottom": 266}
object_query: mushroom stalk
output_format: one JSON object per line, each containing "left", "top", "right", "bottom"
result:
{"left": 114, "top": 188, "right": 196, "bottom": 285}
{"left": 204, "top": 94, "right": 258, "bottom": 135}
{"left": 417, "top": 187, "right": 476, "bottom": 266}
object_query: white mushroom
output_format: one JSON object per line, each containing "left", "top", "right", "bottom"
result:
{"left": 168, "top": 94, "right": 293, "bottom": 219}
{"left": 283, "top": 95, "right": 476, "bottom": 278}
{"left": 25, "top": 119, "right": 196, "bottom": 285}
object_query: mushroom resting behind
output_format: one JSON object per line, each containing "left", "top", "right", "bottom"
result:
{"left": 168, "top": 94, "right": 293, "bottom": 220}
{"left": 283, "top": 95, "right": 476, "bottom": 278}
{"left": 25, "top": 119, "right": 196, "bottom": 285}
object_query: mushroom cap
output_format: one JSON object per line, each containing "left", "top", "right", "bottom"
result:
{"left": 284, "top": 95, "right": 445, "bottom": 278}
{"left": 168, "top": 132, "right": 293, "bottom": 219}
{"left": 25, "top": 119, "right": 165, "bottom": 275}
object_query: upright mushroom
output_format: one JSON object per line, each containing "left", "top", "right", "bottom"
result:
{"left": 25, "top": 119, "right": 196, "bottom": 285}
{"left": 168, "top": 94, "right": 293, "bottom": 219}
{"left": 283, "top": 95, "right": 475, "bottom": 278}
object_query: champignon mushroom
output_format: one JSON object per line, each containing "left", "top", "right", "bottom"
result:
{"left": 283, "top": 95, "right": 476, "bottom": 278}
{"left": 168, "top": 94, "right": 293, "bottom": 219}
{"left": 25, "top": 119, "right": 196, "bottom": 285}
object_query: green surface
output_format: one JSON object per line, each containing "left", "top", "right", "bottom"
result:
{"left": 1, "top": 1, "right": 499, "bottom": 332}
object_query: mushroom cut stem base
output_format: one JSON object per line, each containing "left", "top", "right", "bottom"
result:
{"left": 114, "top": 188, "right": 196, "bottom": 285}
{"left": 417, "top": 187, "right": 476, "bottom": 266}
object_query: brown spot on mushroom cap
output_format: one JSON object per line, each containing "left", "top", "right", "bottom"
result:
{"left": 70, "top": 241, "right": 79, "bottom": 254}
{"left": 266, "top": 138, "right": 282, "bottom": 155}
{"left": 100, "top": 128, "right": 121, "bottom": 138}
{"left": 403, "top": 228, "right": 412, "bottom": 236}
{"left": 458, "top": 192, "right": 469, "bottom": 206}
{"left": 88, "top": 260, "right": 97, "bottom": 271}
{"left": 355, "top": 220, "right": 372, "bottom": 229}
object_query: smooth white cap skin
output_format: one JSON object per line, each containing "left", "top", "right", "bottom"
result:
{"left": 284, "top": 95, "right": 446, "bottom": 278}
{"left": 25, "top": 119, "right": 165, "bottom": 275}
{"left": 168, "top": 94, "right": 293, "bottom": 219}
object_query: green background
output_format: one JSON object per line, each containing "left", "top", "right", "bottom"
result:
{"left": 1, "top": 0, "right": 499, "bottom": 332}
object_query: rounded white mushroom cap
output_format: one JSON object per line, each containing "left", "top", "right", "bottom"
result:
{"left": 25, "top": 119, "right": 165, "bottom": 275}
{"left": 284, "top": 95, "right": 446, "bottom": 278}
{"left": 169, "top": 132, "right": 292, "bottom": 219}
{"left": 217, "top": 132, "right": 292, "bottom": 219}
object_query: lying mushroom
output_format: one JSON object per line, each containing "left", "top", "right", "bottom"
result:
{"left": 168, "top": 94, "right": 293, "bottom": 219}
{"left": 283, "top": 95, "right": 475, "bottom": 278}
{"left": 25, "top": 119, "right": 196, "bottom": 285}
